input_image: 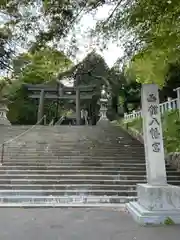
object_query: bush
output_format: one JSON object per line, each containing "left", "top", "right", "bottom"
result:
{"left": 124, "top": 110, "right": 180, "bottom": 153}
{"left": 127, "top": 118, "right": 142, "bottom": 134}
{"left": 162, "top": 110, "right": 180, "bottom": 153}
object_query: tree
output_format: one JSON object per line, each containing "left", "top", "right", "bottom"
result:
{"left": 0, "top": 26, "right": 14, "bottom": 70}
{"left": 94, "top": 0, "right": 180, "bottom": 85}
{"left": 159, "top": 62, "right": 180, "bottom": 101}
{"left": 0, "top": 0, "right": 107, "bottom": 69}
{"left": 6, "top": 47, "right": 72, "bottom": 124}
{"left": 13, "top": 46, "right": 73, "bottom": 83}
{"left": 117, "top": 70, "right": 141, "bottom": 114}
{"left": 58, "top": 51, "right": 110, "bottom": 86}
{"left": 0, "top": 76, "right": 12, "bottom": 101}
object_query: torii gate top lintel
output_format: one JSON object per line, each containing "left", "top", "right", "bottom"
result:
{"left": 24, "top": 83, "right": 97, "bottom": 93}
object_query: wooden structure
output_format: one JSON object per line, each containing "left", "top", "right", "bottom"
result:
{"left": 24, "top": 82, "right": 97, "bottom": 125}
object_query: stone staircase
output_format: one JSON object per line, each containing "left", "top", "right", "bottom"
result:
{"left": 0, "top": 124, "right": 180, "bottom": 207}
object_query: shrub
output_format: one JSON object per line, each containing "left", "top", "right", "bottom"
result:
{"left": 124, "top": 110, "right": 180, "bottom": 153}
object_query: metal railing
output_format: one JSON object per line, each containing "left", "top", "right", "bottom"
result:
{"left": 49, "top": 119, "right": 54, "bottom": 126}
{"left": 0, "top": 115, "right": 46, "bottom": 164}
{"left": 55, "top": 116, "right": 65, "bottom": 125}
{"left": 124, "top": 97, "right": 178, "bottom": 122}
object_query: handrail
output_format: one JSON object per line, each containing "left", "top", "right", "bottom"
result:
{"left": 124, "top": 97, "right": 178, "bottom": 122}
{"left": 55, "top": 116, "right": 65, "bottom": 125}
{"left": 49, "top": 119, "right": 54, "bottom": 126}
{"left": 0, "top": 115, "right": 46, "bottom": 164}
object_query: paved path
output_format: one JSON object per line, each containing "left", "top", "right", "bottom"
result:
{"left": 0, "top": 208, "right": 179, "bottom": 239}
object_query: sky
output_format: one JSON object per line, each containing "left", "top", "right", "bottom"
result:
{"left": 71, "top": 4, "right": 125, "bottom": 67}
{"left": 60, "top": 4, "right": 125, "bottom": 86}
{"left": 0, "top": 3, "right": 124, "bottom": 80}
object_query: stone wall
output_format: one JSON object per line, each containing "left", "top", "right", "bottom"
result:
{"left": 119, "top": 123, "right": 180, "bottom": 172}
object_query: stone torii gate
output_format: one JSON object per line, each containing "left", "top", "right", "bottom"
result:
{"left": 25, "top": 83, "right": 97, "bottom": 125}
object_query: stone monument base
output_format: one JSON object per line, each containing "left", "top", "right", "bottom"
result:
{"left": 97, "top": 116, "right": 109, "bottom": 126}
{"left": 0, "top": 117, "right": 11, "bottom": 126}
{"left": 126, "top": 184, "right": 180, "bottom": 225}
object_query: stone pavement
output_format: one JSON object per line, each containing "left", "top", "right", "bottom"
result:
{"left": 0, "top": 208, "right": 179, "bottom": 240}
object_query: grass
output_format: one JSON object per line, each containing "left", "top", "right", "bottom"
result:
{"left": 115, "top": 110, "right": 180, "bottom": 153}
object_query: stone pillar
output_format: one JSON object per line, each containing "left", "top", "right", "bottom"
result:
{"left": 126, "top": 84, "right": 180, "bottom": 225}
{"left": 37, "top": 89, "right": 45, "bottom": 124}
{"left": 76, "top": 87, "right": 80, "bottom": 125}
{"left": 167, "top": 97, "right": 172, "bottom": 110}
{"left": 142, "top": 84, "right": 167, "bottom": 185}
{"left": 175, "top": 87, "right": 180, "bottom": 114}
{"left": 0, "top": 104, "right": 11, "bottom": 125}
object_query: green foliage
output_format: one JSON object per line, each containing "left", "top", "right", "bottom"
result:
{"left": 7, "top": 86, "right": 38, "bottom": 124}
{"left": 58, "top": 51, "right": 111, "bottom": 91}
{"left": 0, "top": 0, "right": 104, "bottom": 71}
{"left": 0, "top": 76, "right": 12, "bottom": 101}
{"left": 164, "top": 217, "right": 175, "bottom": 225}
{"left": 13, "top": 46, "right": 72, "bottom": 84}
{"left": 75, "top": 51, "right": 110, "bottom": 86}
{"left": 0, "top": 26, "right": 13, "bottom": 70}
{"left": 118, "top": 70, "right": 141, "bottom": 113}
{"left": 95, "top": 0, "right": 180, "bottom": 85}
{"left": 127, "top": 118, "right": 143, "bottom": 134}
{"left": 163, "top": 110, "right": 180, "bottom": 153}
{"left": 124, "top": 110, "right": 180, "bottom": 153}
{"left": 5, "top": 46, "right": 72, "bottom": 124}
{"left": 127, "top": 46, "right": 172, "bottom": 86}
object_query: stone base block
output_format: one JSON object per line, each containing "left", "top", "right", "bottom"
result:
{"left": 0, "top": 117, "right": 11, "bottom": 126}
{"left": 126, "top": 184, "right": 180, "bottom": 225}
{"left": 126, "top": 201, "right": 180, "bottom": 225}
{"left": 97, "top": 117, "right": 109, "bottom": 126}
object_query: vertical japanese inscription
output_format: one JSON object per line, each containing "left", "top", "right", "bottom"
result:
{"left": 147, "top": 93, "right": 161, "bottom": 153}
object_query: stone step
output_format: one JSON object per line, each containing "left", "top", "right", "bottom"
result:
{"left": 2, "top": 165, "right": 175, "bottom": 172}
{"left": 0, "top": 173, "right": 180, "bottom": 180}
{"left": 5, "top": 144, "right": 144, "bottom": 148}
{"left": 0, "top": 178, "right": 179, "bottom": 184}
{"left": 0, "top": 189, "right": 137, "bottom": 196}
{"left": 5, "top": 147, "right": 145, "bottom": 151}
{"left": 0, "top": 184, "right": 137, "bottom": 190}
{"left": 4, "top": 152, "right": 145, "bottom": 156}
{"left": 0, "top": 195, "right": 137, "bottom": 206}
{"left": 0, "top": 175, "right": 180, "bottom": 185}
{"left": 0, "top": 195, "right": 137, "bottom": 203}
{"left": 0, "top": 165, "right": 155, "bottom": 170}
{"left": 23, "top": 143, "right": 143, "bottom": 146}
{"left": 0, "top": 178, "right": 147, "bottom": 185}
{"left": 0, "top": 174, "right": 146, "bottom": 180}
{"left": 2, "top": 162, "right": 147, "bottom": 166}
{"left": 0, "top": 174, "right": 179, "bottom": 181}
{"left": 6, "top": 144, "right": 145, "bottom": 148}
{"left": 0, "top": 169, "right": 178, "bottom": 175}
{"left": 3, "top": 153, "right": 145, "bottom": 157}
{"left": 4, "top": 156, "right": 145, "bottom": 160}
{"left": 3, "top": 160, "right": 146, "bottom": 165}
{"left": 0, "top": 203, "right": 125, "bottom": 207}
{"left": 3, "top": 159, "right": 146, "bottom": 164}
{"left": 0, "top": 178, "right": 179, "bottom": 185}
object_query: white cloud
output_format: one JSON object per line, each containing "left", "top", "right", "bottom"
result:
{"left": 66, "top": 4, "right": 124, "bottom": 67}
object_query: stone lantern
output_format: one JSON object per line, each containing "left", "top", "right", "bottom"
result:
{"left": 0, "top": 98, "right": 11, "bottom": 125}
{"left": 97, "top": 85, "right": 109, "bottom": 124}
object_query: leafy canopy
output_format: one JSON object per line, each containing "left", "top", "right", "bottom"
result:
{"left": 0, "top": 0, "right": 106, "bottom": 67}
{"left": 13, "top": 46, "right": 73, "bottom": 84}
{"left": 95, "top": 0, "right": 180, "bottom": 85}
